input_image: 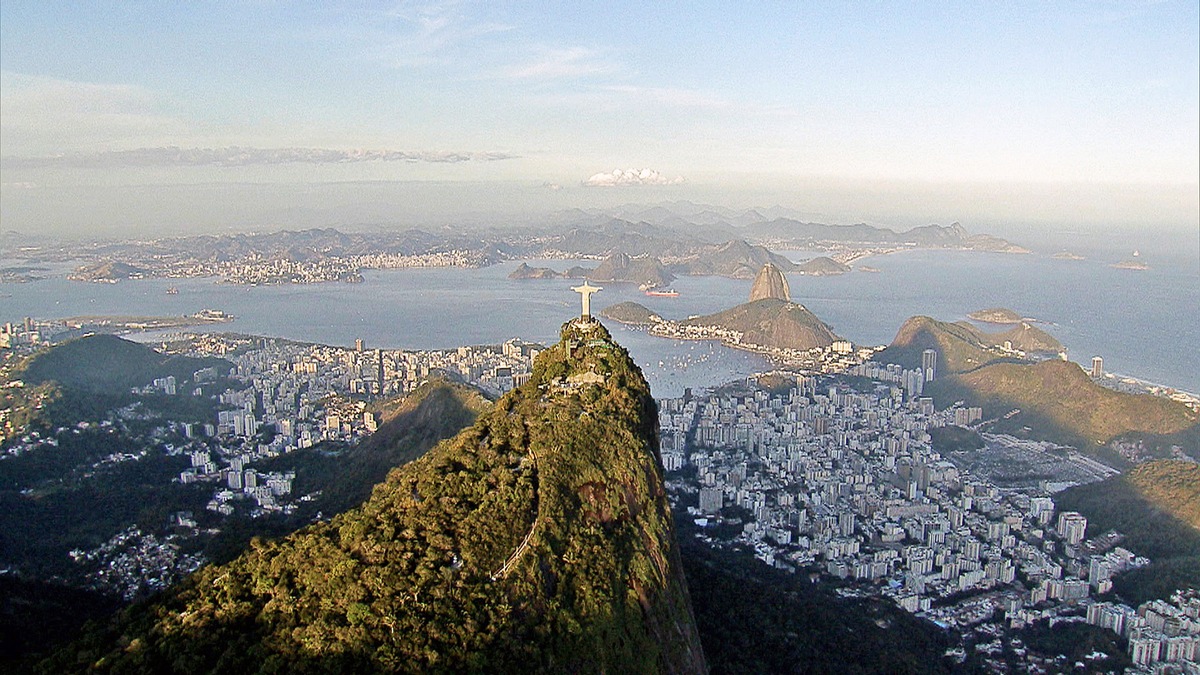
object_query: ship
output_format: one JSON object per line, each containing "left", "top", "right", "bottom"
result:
{"left": 166, "top": 287, "right": 179, "bottom": 295}
{"left": 645, "top": 289, "right": 680, "bottom": 297}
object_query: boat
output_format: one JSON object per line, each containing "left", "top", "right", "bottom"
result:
{"left": 645, "top": 289, "right": 679, "bottom": 297}
{"left": 166, "top": 287, "right": 179, "bottom": 295}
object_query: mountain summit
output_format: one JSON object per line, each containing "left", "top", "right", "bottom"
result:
{"left": 52, "top": 321, "right": 706, "bottom": 674}
{"left": 678, "top": 264, "right": 838, "bottom": 352}
{"left": 748, "top": 262, "right": 790, "bottom": 302}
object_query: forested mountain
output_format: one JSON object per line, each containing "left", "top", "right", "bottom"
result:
{"left": 48, "top": 321, "right": 705, "bottom": 673}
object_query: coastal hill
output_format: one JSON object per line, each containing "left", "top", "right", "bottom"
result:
{"left": 665, "top": 263, "right": 839, "bottom": 351}
{"left": 748, "top": 262, "right": 791, "bottom": 302}
{"left": 993, "top": 322, "right": 1062, "bottom": 354}
{"left": 600, "top": 301, "right": 661, "bottom": 325}
{"left": 2, "top": 335, "right": 232, "bottom": 436}
{"left": 875, "top": 316, "right": 1007, "bottom": 373}
{"left": 795, "top": 256, "right": 850, "bottom": 276}
{"left": 929, "top": 359, "right": 1199, "bottom": 448}
{"left": 879, "top": 316, "right": 1196, "bottom": 451}
{"left": 681, "top": 299, "right": 838, "bottom": 351}
{"left": 50, "top": 321, "right": 707, "bottom": 674}
{"left": 508, "top": 253, "right": 675, "bottom": 286}
{"left": 592, "top": 252, "right": 676, "bottom": 287}
{"left": 508, "top": 262, "right": 567, "bottom": 279}
{"left": 875, "top": 316, "right": 1062, "bottom": 374}
{"left": 66, "top": 261, "right": 148, "bottom": 282}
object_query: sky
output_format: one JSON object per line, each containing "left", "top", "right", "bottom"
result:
{"left": 1, "top": 1, "right": 1197, "bottom": 239}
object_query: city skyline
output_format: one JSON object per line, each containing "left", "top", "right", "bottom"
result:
{"left": 1, "top": 2, "right": 1197, "bottom": 237}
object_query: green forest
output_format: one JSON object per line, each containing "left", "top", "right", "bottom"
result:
{"left": 43, "top": 321, "right": 706, "bottom": 674}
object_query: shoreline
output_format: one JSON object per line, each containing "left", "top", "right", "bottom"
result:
{"left": 606, "top": 313, "right": 1200, "bottom": 407}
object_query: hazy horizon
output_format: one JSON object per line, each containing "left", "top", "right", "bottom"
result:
{"left": 3, "top": 2, "right": 1197, "bottom": 245}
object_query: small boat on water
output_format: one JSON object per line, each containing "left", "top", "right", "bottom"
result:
{"left": 166, "top": 287, "right": 179, "bottom": 295}
{"left": 645, "top": 289, "right": 680, "bottom": 297}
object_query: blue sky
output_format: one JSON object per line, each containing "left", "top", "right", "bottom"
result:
{"left": 1, "top": 1, "right": 1197, "bottom": 235}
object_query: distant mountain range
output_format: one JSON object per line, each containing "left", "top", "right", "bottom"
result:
{"left": 509, "top": 243, "right": 798, "bottom": 285}
{"left": 545, "top": 203, "right": 1027, "bottom": 252}
{"left": 10, "top": 202, "right": 1026, "bottom": 284}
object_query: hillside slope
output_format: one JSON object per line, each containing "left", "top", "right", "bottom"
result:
{"left": 1125, "top": 460, "right": 1200, "bottom": 530}
{"left": 875, "top": 316, "right": 999, "bottom": 373}
{"left": 2, "top": 335, "right": 231, "bottom": 440}
{"left": 1055, "top": 460, "right": 1200, "bottom": 604}
{"left": 930, "top": 360, "right": 1198, "bottom": 447}
{"left": 312, "top": 378, "right": 494, "bottom": 514}
{"left": 681, "top": 298, "right": 838, "bottom": 351}
{"left": 876, "top": 315, "right": 1061, "bottom": 374}
{"left": 51, "top": 321, "right": 706, "bottom": 674}
{"left": 21, "top": 334, "right": 231, "bottom": 395}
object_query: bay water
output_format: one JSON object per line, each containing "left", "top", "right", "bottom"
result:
{"left": 3, "top": 247, "right": 1196, "bottom": 397}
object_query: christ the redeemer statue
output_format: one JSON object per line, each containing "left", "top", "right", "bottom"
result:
{"left": 572, "top": 281, "right": 602, "bottom": 322}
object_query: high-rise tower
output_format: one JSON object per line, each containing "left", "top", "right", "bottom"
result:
{"left": 921, "top": 349, "right": 937, "bottom": 382}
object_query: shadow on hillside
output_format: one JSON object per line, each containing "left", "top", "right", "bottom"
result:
{"left": 1056, "top": 474, "right": 1200, "bottom": 605}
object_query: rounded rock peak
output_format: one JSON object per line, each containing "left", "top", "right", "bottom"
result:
{"left": 749, "top": 262, "right": 791, "bottom": 302}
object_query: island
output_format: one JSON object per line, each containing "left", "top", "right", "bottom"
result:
{"left": 599, "top": 301, "right": 661, "bottom": 326}
{"left": 508, "top": 258, "right": 578, "bottom": 277}
{"left": 0, "top": 266, "right": 48, "bottom": 283}
{"left": 1112, "top": 259, "right": 1149, "bottom": 271}
{"left": 967, "top": 307, "right": 1025, "bottom": 324}
{"left": 67, "top": 261, "right": 149, "bottom": 282}
{"left": 795, "top": 256, "right": 851, "bottom": 276}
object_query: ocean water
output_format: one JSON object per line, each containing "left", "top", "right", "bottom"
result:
{"left": 2, "top": 248, "right": 1197, "bottom": 396}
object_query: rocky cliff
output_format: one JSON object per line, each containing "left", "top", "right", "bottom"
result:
{"left": 748, "top": 263, "right": 791, "bottom": 302}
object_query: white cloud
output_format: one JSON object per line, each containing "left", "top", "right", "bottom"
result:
{"left": 505, "top": 47, "right": 613, "bottom": 80}
{"left": 582, "top": 168, "right": 685, "bottom": 187}
{"left": 0, "top": 146, "right": 517, "bottom": 169}
{"left": 0, "top": 72, "right": 193, "bottom": 154}
{"left": 374, "top": 1, "right": 514, "bottom": 68}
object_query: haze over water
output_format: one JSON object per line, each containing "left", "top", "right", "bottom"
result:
{"left": 4, "top": 244, "right": 1197, "bottom": 396}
